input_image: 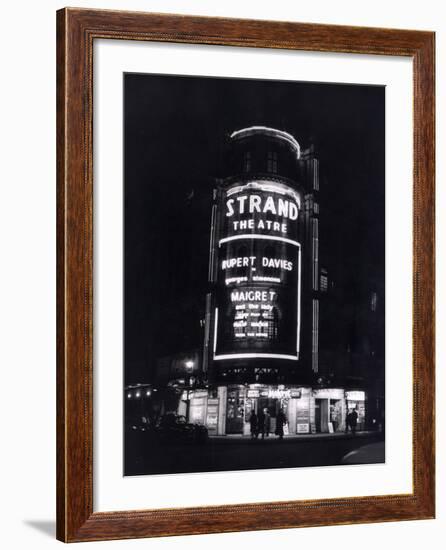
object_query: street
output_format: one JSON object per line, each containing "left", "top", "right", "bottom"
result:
{"left": 125, "top": 432, "right": 385, "bottom": 476}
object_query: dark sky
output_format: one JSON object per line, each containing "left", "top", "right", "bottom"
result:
{"left": 124, "top": 73, "right": 385, "bottom": 385}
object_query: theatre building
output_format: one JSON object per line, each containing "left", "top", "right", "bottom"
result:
{"left": 178, "top": 126, "right": 367, "bottom": 435}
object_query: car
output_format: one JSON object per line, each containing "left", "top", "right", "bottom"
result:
{"left": 340, "top": 441, "right": 385, "bottom": 464}
{"left": 125, "top": 417, "right": 158, "bottom": 441}
{"left": 156, "top": 413, "right": 208, "bottom": 444}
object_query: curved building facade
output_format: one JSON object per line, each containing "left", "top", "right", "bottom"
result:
{"left": 176, "top": 127, "right": 367, "bottom": 436}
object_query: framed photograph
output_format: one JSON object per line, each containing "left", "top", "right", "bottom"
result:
{"left": 57, "top": 8, "right": 435, "bottom": 542}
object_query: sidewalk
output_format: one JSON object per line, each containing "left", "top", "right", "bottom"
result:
{"left": 209, "top": 430, "right": 381, "bottom": 443}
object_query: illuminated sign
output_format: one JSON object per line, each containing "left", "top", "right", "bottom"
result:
{"left": 345, "top": 391, "right": 365, "bottom": 401}
{"left": 213, "top": 180, "right": 301, "bottom": 362}
{"left": 267, "top": 388, "right": 291, "bottom": 399}
{"left": 230, "top": 127, "right": 301, "bottom": 159}
{"left": 313, "top": 388, "right": 345, "bottom": 399}
{"left": 247, "top": 388, "right": 301, "bottom": 399}
{"left": 225, "top": 194, "right": 298, "bottom": 222}
{"left": 206, "top": 399, "right": 219, "bottom": 435}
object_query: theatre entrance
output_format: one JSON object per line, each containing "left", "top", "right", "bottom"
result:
{"left": 257, "top": 397, "right": 279, "bottom": 416}
{"left": 257, "top": 396, "right": 290, "bottom": 435}
{"left": 226, "top": 387, "right": 245, "bottom": 434}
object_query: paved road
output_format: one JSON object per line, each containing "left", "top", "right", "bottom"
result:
{"left": 125, "top": 432, "right": 384, "bottom": 476}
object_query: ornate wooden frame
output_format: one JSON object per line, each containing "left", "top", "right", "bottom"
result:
{"left": 56, "top": 7, "right": 435, "bottom": 542}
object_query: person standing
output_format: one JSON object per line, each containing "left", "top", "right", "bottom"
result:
{"left": 275, "top": 409, "right": 287, "bottom": 440}
{"left": 345, "top": 410, "right": 352, "bottom": 433}
{"left": 264, "top": 408, "right": 271, "bottom": 438}
{"left": 350, "top": 408, "right": 358, "bottom": 435}
{"left": 249, "top": 410, "right": 258, "bottom": 439}
{"left": 257, "top": 408, "right": 265, "bottom": 439}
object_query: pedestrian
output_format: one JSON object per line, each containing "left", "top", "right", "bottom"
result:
{"left": 257, "top": 408, "right": 265, "bottom": 439}
{"left": 249, "top": 410, "right": 258, "bottom": 439}
{"left": 264, "top": 408, "right": 271, "bottom": 438}
{"left": 275, "top": 409, "right": 287, "bottom": 440}
{"left": 350, "top": 408, "right": 358, "bottom": 435}
{"left": 345, "top": 410, "right": 352, "bottom": 433}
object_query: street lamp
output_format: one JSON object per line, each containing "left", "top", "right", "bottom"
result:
{"left": 185, "top": 360, "right": 195, "bottom": 387}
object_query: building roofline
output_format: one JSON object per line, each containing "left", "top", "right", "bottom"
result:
{"left": 230, "top": 126, "right": 301, "bottom": 159}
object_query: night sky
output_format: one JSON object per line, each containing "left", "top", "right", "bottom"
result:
{"left": 124, "top": 73, "right": 385, "bottom": 385}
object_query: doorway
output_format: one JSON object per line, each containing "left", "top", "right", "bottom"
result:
{"left": 315, "top": 398, "right": 329, "bottom": 432}
{"left": 226, "top": 388, "right": 245, "bottom": 434}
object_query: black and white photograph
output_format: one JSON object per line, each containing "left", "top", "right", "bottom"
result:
{"left": 124, "top": 73, "right": 385, "bottom": 476}
{"left": 1, "top": 0, "right": 440, "bottom": 546}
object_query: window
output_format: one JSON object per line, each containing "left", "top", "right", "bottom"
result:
{"left": 320, "top": 274, "right": 328, "bottom": 292}
{"left": 320, "top": 269, "right": 328, "bottom": 292}
{"left": 243, "top": 151, "right": 251, "bottom": 172}
{"left": 267, "top": 151, "right": 278, "bottom": 173}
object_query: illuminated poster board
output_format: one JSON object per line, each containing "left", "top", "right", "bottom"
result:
{"left": 213, "top": 180, "right": 301, "bottom": 362}
{"left": 205, "top": 399, "right": 219, "bottom": 435}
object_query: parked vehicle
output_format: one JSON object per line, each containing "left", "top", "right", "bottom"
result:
{"left": 125, "top": 416, "right": 158, "bottom": 440}
{"left": 341, "top": 441, "right": 385, "bottom": 464}
{"left": 156, "top": 413, "right": 208, "bottom": 444}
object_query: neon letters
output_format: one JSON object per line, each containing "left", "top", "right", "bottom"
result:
{"left": 226, "top": 194, "right": 298, "bottom": 220}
